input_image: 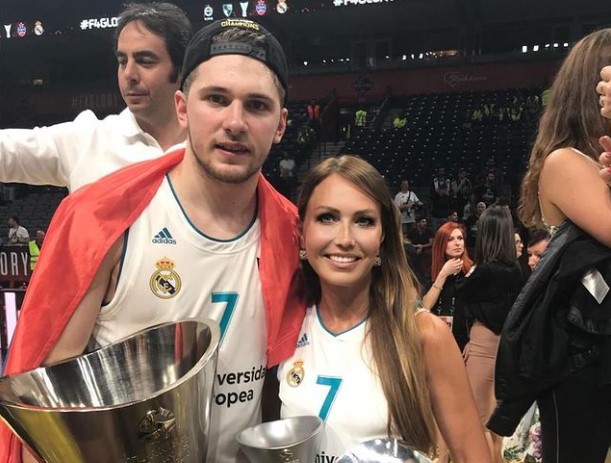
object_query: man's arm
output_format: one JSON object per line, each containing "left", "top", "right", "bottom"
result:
{"left": 21, "top": 237, "right": 122, "bottom": 462}
{"left": 393, "top": 193, "right": 406, "bottom": 210}
{"left": 16, "top": 228, "right": 29, "bottom": 244}
{"left": 412, "top": 192, "right": 423, "bottom": 207}
{"left": 43, "top": 237, "right": 123, "bottom": 365}
{"left": 0, "top": 110, "right": 100, "bottom": 187}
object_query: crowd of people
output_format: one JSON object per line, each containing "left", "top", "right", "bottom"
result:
{"left": 0, "top": 4, "right": 610, "bottom": 463}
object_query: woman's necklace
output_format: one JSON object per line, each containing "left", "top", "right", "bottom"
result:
{"left": 435, "top": 289, "right": 455, "bottom": 316}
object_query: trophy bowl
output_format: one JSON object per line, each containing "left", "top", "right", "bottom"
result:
{"left": 337, "top": 438, "right": 432, "bottom": 463}
{"left": 0, "top": 319, "right": 220, "bottom": 463}
{"left": 236, "top": 415, "right": 323, "bottom": 463}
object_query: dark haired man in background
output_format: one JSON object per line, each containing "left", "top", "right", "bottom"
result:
{"left": 0, "top": 2, "right": 191, "bottom": 192}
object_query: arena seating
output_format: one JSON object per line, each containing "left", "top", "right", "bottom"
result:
{"left": 0, "top": 186, "right": 66, "bottom": 241}
{"left": 343, "top": 87, "right": 542, "bottom": 190}
{"left": 0, "top": 89, "right": 543, "bottom": 235}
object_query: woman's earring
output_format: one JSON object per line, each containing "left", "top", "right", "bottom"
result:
{"left": 299, "top": 249, "right": 307, "bottom": 261}
{"left": 374, "top": 256, "right": 382, "bottom": 267}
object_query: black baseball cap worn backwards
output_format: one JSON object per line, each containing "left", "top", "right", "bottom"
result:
{"left": 180, "top": 19, "right": 288, "bottom": 97}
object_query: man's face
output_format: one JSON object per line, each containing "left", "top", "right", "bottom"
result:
{"left": 416, "top": 219, "right": 427, "bottom": 230}
{"left": 487, "top": 173, "right": 495, "bottom": 184}
{"left": 438, "top": 168, "right": 445, "bottom": 178}
{"left": 527, "top": 239, "right": 549, "bottom": 271}
{"left": 476, "top": 202, "right": 486, "bottom": 215}
{"left": 176, "top": 54, "right": 288, "bottom": 184}
{"left": 36, "top": 230, "right": 45, "bottom": 243}
{"left": 400, "top": 180, "right": 409, "bottom": 192}
{"left": 116, "top": 21, "right": 178, "bottom": 129}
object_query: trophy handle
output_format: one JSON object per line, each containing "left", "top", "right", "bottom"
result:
{"left": 137, "top": 407, "right": 176, "bottom": 441}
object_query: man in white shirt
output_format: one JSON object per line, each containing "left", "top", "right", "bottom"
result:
{"left": 279, "top": 152, "right": 295, "bottom": 179}
{"left": 0, "top": 2, "right": 190, "bottom": 192}
{"left": 394, "top": 179, "right": 422, "bottom": 233}
{"left": 7, "top": 216, "right": 29, "bottom": 244}
{"left": 279, "top": 152, "right": 296, "bottom": 198}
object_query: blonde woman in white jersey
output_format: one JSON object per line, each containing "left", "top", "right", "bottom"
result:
{"left": 278, "top": 155, "right": 490, "bottom": 462}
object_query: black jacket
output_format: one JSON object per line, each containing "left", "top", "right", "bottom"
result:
{"left": 488, "top": 222, "right": 611, "bottom": 435}
{"left": 454, "top": 261, "right": 523, "bottom": 335}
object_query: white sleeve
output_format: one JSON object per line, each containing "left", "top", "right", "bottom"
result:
{"left": 412, "top": 192, "right": 420, "bottom": 202}
{"left": 393, "top": 192, "right": 402, "bottom": 207}
{"left": 17, "top": 227, "right": 29, "bottom": 241}
{"left": 0, "top": 110, "right": 99, "bottom": 187}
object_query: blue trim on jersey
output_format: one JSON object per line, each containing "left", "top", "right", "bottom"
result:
{"left": 102, "top": 229, "right": 129, "bottom": 307}
{"left": 315, "top": 305, "right": 368, "bottom": 337}
{"left": 166, "top": 174, "right": 258, "bottom": 243}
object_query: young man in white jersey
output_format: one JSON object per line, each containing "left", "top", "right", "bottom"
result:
{"left": 2, "top": 19, "right": 305, "bottom": 463}
{"left": 0, "top": 2, "right": 189, "bottom": 192}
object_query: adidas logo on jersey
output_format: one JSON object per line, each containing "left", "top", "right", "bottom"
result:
{"left": 152, "top": 227, "right": 177, "bottom": 245}
{"left": 295, "top": 333, "right": 309, "bottom": 348}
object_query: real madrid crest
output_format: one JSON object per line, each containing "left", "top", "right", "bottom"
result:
{"left": 150, "top": 257, "right": 182, "bottom": 299}
{"left": 286, "top": 360, "right": 305, "bottom": 387}
{"left": 276, "top": 0, "right": 288, "bottom": 14}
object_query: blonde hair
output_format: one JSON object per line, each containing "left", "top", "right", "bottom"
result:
{"left": 297, "top": 155, "right": 436, "bottom": 452}
{"left": 519, "top": 28, "right": 611, "bottom": 227}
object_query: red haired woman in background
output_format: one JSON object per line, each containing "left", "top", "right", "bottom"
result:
{"left": 422, "top": 222, "right": 474, "bottom": 463}
{"left": 423, "top": 222, "right": 473, "bottom": 351}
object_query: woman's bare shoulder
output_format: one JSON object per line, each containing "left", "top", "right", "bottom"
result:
{"left": 545, "top": 147, "right": 599, "bottom": 170}
{"left": 416, "top": 310, "right": 453, "bottom": 348}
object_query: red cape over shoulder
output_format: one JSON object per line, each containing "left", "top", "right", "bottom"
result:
{"left": 0, "top": 148, "right": 304, "bottom": 462}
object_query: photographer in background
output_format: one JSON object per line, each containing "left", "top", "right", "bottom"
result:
{"left": 394, "top": 179, "right": 423, "bottom": 234}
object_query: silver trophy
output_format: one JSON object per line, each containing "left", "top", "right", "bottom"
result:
{"left": 337, "top": 438, "right": 432, "bottom": 463}
{"left": 236, "top": 415, "right": 323, "bottom": 463}
{"left": 0, "top": 319, "right": 220, "bottom": 463}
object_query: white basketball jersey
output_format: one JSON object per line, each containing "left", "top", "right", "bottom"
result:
{"left": 93, "top": 176, "right": 266, "bottom": 463}
{"left": 278, "top": 306, "right": 391, "bottom": 461}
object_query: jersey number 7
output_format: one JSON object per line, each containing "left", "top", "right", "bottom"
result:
{"left": 316, "top": 376, "right": 343, "bottom": 421}
{"left": 211, "top": 292, "right": 239, "bottom": 342}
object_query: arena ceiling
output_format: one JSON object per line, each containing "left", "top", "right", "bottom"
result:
{"left": 1, "top": 0, "right": 608, "bottom": 38}
{"left": 0, "top": 0, "right": 608, "bottom": 86}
